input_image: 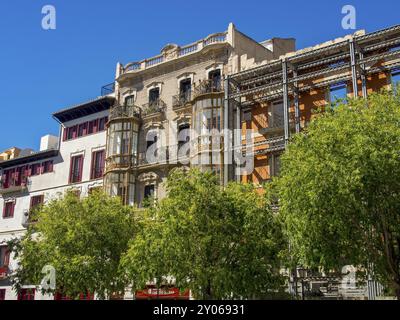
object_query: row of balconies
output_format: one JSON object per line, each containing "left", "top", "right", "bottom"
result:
{"left": 109, "top": 79, "right": 223, "bottom": 122}
{"left": 0, "top": 178, "right": 29, "bottom": 194}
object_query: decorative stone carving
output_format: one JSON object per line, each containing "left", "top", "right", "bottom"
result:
{"left": 138, "top": 171, "right": 159, "bottom": 182}
{"left": 161, "top": 43, "right": 179, "bottom": 61}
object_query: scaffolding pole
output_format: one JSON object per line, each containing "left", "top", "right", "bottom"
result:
{"left": 235, "top": 102, "right": 241, "bottom": 182}
{"left": 293, "top": 67, "right": 300, "bottom": 133}
{"left": 359, "top": 49, "right": 368, "bottom": 99}
{"left": 349, "top": 39, "right": 359, "bottom": 98}
{"left": 282, "top": 60, "right": 290, "bottom": 144}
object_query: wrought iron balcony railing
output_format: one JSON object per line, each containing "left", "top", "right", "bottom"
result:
{"left": 193, "top": 79, "right": 223, "bottom": 98}
{"left": 142, "top": 99, "right": 166, "bottom": 117}
{"left": 172, "top": 92, "right": 192, "bottom": 109}
{"left": 109, "top": 104, "right": 141, "bottom": 120}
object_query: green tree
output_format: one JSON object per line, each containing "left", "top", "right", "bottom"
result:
{"left": 122, "top": 168, "right": 286, "bottom": 299}
{"left": 9, "top": 190, "right": 135, "bottom": 299}
{"left": 277, "top": 90, "right": 400, "bottom": 299}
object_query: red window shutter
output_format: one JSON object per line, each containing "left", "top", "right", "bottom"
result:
{"left": 4, "top": 249, "right": 10, "bottom": 266}
{"left": 63, "top": 127, "right": 68, "bottom": 141}
{"left": 72, "top": 125, "right": 78, "bottom": 139}
{"left": 83, "top": 122, "right": 88, "bottom": 135}
{"left": 90, "top": 152, "right": 95, "bottom": 180}
{"left": 78, "top": 156, "right": 84, "bottom": 182}
{"left": 10, "top": 202, "right": 15, "bottom": 218}
{"left": 69, "top": 157, "right": 74, "bottom": 184}
{"left": 93, "top": 119, "right": 99, "bottom": 133}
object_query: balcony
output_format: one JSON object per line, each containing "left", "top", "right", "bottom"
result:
{"left": 0, "top": 179, "right": 28, "bottom": 195}
{"left": 193, "top": 79, "right": 223, "bottom": 99}
{"left": 172, "top": 92, "right": 192, "bottom": 110}
{"left": 137, "top": 144, "right": 190, "bottom": 167}
{"left": 120, "top": 31, "right": 228, "bottom": 77}
{"left": 109, "top": 104, "right": 141, "bottom": 121}
{"left": 106, "top": 155, "right": 136, "bottom": 171}
{"left": 142, "top": 99, "right": 166, "bottom": 118}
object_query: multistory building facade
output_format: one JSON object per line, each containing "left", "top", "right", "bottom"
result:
{"left": 1, "top": 23, "right": 399, "bottom": 300}
{"left": 0, "top": 23, "right": 294, "bottom": 300}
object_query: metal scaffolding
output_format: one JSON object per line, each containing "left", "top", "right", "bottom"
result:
{"left": 228, "top": 24, "right": 400, "bottom": 170}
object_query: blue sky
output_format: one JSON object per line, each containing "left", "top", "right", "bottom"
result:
{"left": 0, "top": 0, "right": 399, "bottom": 151}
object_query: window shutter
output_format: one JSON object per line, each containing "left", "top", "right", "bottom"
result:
{"left": 83, "top": 122, "right": 88, "bottom": 135}
{"left": 78, "top": 156, "right": 84, "bottom": 181}
{"left": 93, "top": 119, "right": 99, "bottom": 133}
{"left": 69, "top": 158, "right": 74, "bottom": 184}
{"left": 63, "top": 127, "right": 68, "bottom": 141}
{"left": 4, "top": 249, "right": 10, "bottom": 266}
{"left": 100, "top": 150, "right": 105, "bottom": 174}
{"left": 90, "top": 152, "right": 95, "bottom": 180}
{"left": 10, "top": 202, "right": 15, "bottom": 218}
{"left": 1, "top": 172, "right": 7, "bottom": 188}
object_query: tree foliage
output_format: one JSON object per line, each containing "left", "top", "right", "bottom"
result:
{"left": 277, "top": 90, "right": 400, "bottom": 298}
{"left": 122, "top": 168, "right": 286, "bottom": 299}
{"left": 9, "top": 190, "right": 135, "bottom": 299}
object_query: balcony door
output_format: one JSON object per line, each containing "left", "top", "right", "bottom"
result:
{"left": 149, "top": 88, "right": 160, "bottom": 104}
{"left": 180, "top": 79, "right": 191, "bottom": 102}
{"left": 208, "top": 69, "right": 221, "bottom": 91}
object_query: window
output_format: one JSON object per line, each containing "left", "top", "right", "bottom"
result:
{"left": 98, "top": 117, "right": 107, "bottom": 131}
{"left": 67, "top": 125, "right": 78, "bottom": 140}
{"left": 178, "top": 124, "right": 190, "bottom": 150}
{"left": 208, "top": 69, "right": 221, "bottom": 91}
{"left": 144, "top": 185, "right": 155, "bottom": 199}
{"left": 180, "top": 79, "right": 192, "bottom": 102}
{"left": 243, "top": 110, "right": 252, "bottom": 122}
{"left": 269, "top": 101, "right": 284, "bottom": 127}
{"left": 0, "top": 245, "right": 10, "bottom": 267}
{"left": 0, "top": 289, "right": 5, "bottom": 300}
{"left": 30, "top": 163, "right": 41, "bottom": 176}
{"left": 69, "top": 155, "right": 84, "bottom": 183}
{"left": 91, "top": 150, "right": 105, "bottom": 180}
{"left": 30, "top": 195, "right": 44, "bottom": 223}
{"left": 30, "top": 195, "right": 44, "bottom": 209}
{"left": 42, "top": 160, "right": 53, "bottom": 174}
{"left": 64, "top": 117, "right": 107, "bottom": 141}
{"left": 149, "top": 87, "right": 160, "bottom": 104}
{"left": 78, "top": 122, "right": 87, "bottom": 137}
{"left": 125, "top": 95, "right": 135, "bottom": 107}
{"left": 18, "top": 289, "right": 35, "bottom": 300}
{"left": 3, "top": 201, "right": 15, "bottom": 219}
{"left": 88, "top": 119, "right": 99, "bottom": 134}
{"left": 146, "top": 134, "right": 158, "bottom": 150}
{"left": 329, "top": 83, "right": 347, "bottom": 104}
{"left": 392, "top": 70, "right": 400, "bottom": 93}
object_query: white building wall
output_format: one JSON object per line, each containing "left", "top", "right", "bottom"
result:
{"left": 0, "top": 109, "right": 108, "bottom": 300}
